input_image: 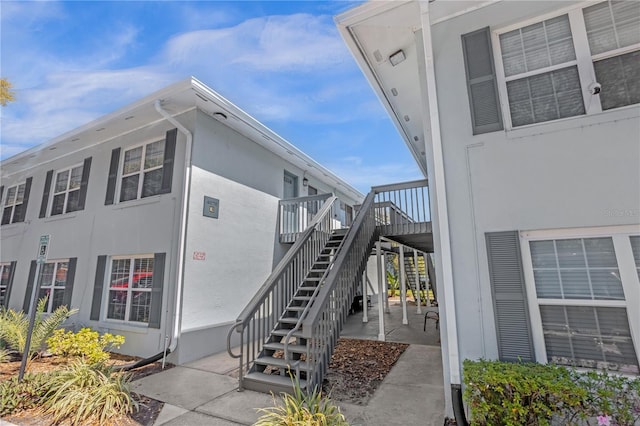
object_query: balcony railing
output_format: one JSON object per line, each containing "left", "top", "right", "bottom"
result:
{"left": 373, "top": 179, "right": 430, "bottom": 236}
{"left": 279, "top": 193, "right": 333, "bottom": 243}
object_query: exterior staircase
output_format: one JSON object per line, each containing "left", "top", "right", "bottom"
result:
{"left": 243, "top": 229, "right": 347, "bottom": 393}
{"left": 403, "top": 252, "right": 427, "bottom": 303}
{"left": 227, "top": 179, "right": 431, "bottom": 394}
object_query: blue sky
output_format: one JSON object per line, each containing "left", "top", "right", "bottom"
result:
{"left": 0, "top": 1, "right": 422, "bottom": 193}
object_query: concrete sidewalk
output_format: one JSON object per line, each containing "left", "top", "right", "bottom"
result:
{"left": 131, "top": 300, "right": 445, "bottom": 425}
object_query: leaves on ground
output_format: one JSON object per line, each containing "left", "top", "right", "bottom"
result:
{"left": 322, "top": 338, "right": 408, "bottom": 405}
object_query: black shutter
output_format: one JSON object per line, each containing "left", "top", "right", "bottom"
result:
{"left": 23, "top": 260, "right": 37, "bottom": 313}
{"left": 486, "top": 231, "right": 534, "bottom": 362}
{"left": 62, "top": 258, "right": 77, "bottom": 308}
{"left": 148, "top": 252, "right": 165, "bottom": 329}
{"left": 2, "top": 261, "right": 17, "bottom": 308}
{"left": 160, "top": 129, "right": 177, "bottom": 194}
{"left": 77, "top": 157, "right": 92, "bottom": 210}
{"left": 105, "top": 148, "right": 121, "bottom": 205}
{"left": 14, "top": 177, "right": 32, "bottom": 223}
{"left": 0, "top": 186, "right": 4, "bottom": 205}
{"left": 462, "top": 27, "right": 503, "bottom": 135}
{"left": 39, "top": 170, "right": 54, "bottom": 218}
{"left": 90, "top": 255, "right": 107, "bottom": 321}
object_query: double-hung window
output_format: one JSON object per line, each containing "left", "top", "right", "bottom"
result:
{"left": 104, "top": 129, "right": 176, "bottom": 205}
{"left": 51, "top": 165, "right": 83, "bottom": 215}
{"left": 38, "top": 260, "right": 69, "bottom": 313}
{"left": 523, "top": 230, "right": 640, "bottom": 374}
{"left": 107, "top": 256, "right": 154, "bottom": 324}
{"left": 494, "top": 1, "right": 640, "bottom": 128}
{"left": 2, "top": 182, "right": 26, "bottom": 225}
{"left": 120, "top": 140, "right": 165, "bottom": 202}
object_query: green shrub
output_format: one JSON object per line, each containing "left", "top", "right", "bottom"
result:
{"left": 42, "top": 360, "right": 138, "bottom": 425}
{"left": 0, "top": 372, "right": 51, "bottom": 417}
{"left": 463, "top": 359, "right": 640, "bottom": 426}
{"left": 0, "top": 298, "right": 77, "bottom": 358}
{"left": 254, "top": 377, "right": 348, "bottom": 426}
{"left": 47, "top": 327, "right": 125, "bottom": 364}
{"left": 0, "top": 347, "right": 11, "bottom": 363}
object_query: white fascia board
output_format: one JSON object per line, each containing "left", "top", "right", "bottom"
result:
{"left": 336, "top": 3, "right": 428, "bottom": 178}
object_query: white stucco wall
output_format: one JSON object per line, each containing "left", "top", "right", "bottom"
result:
{"left": 430, "top": 1, "right": 640, "bottom": 364}
{"left": 0, "top": 115, "right": 190, "bottom": 358}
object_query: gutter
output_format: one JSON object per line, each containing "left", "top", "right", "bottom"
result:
{"left": 154, "top": 99, "right": 193, "bottom": 365}
{"left": 418, "top": 1, "right": 467, "bottom": 424}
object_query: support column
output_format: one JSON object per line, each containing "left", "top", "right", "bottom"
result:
{"left": 399, "top": 245, "right": 409, "bottom": 325}
{"left": 414, "top": 248, "right": 422, "bottom": 314}
{"left": 376, "top": 240, "right": 386, "bottom": 341}
{"left": 423, "top": 252, "right": 431, "bottom": 307}
{"left": 384, "top": 253, "right": 390, "bottom": 313}
{"left": 362, "top": 268, "right": 368, "bottom": 323}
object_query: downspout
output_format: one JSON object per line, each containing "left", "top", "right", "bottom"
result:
{"left": 154, "top": 99, "right": 193, "bottom": 366}
{"left": 418, "top": 2, "right": 468, "bottom": 425}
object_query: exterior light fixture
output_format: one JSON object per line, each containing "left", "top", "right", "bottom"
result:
{"left": 303, "top": 177, "right": 308, "bottom": 187}
{"left": 389, "top": 49, "right": 406, "bottom": 66}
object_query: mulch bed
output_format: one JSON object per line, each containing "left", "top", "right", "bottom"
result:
{"left": 322, "top": 338, "right": 409, "bottom": 405}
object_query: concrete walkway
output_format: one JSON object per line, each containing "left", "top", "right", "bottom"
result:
{"left": 131, "top": 299, "right": 445, "bottom": 425}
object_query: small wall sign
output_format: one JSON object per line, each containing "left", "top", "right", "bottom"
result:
{"left": 193, "top": 251, "right": 206, "bottom": 261}
{"left": 203, "top": 196, "right": 219, "bottom": 219}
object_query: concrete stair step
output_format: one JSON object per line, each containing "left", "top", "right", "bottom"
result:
{"left": 243, "top": 372, "right": 307, "bottom": 394}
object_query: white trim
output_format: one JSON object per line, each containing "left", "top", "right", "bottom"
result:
{"left": 503, "top": 61, "right": 579, "bottom": 82}
{"left": 521, "top": 224, "right": 640, "bottom": 239}
{"left": 536, "top": 299, "right": 627, "bottom": 307}
{"left": 419, "top": 0, "right": 461, "bottom": 385}
{"left": 613, "top": 234, "right": 640, "bottom": 367}
{"left": 38, "top": 259, "right": 70, "bottom": 313}
{"left": 49, "top": 162, "right": 84, "bottom": 217}
{"left": 118, "top": 138, "right": 166, "bottom": 203}
{"left": 520, "top": 236, "right": 548, "bottom": 363}
{"left": 591, "top": 43, "right": 640, "bottom": 61}
{"left": 103, "top": 254, "right": 155, "bottom": 326}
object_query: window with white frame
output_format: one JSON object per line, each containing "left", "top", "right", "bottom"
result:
{"left": 119, "top": 140, "right": 165, "bottom": 202}
{"left": 38, "top": 260, "right": 69, "bottom": 313}
{"left": 51, "top": 164, "right": 83, "bottom": 216}
{"left": 496, "top": 0, "right": 640, "bottom": 128}
{"left": 0, "top": 263, "right": 14, "bottom": 307}
{"left": 526, "top": 233, "right": 640, "bottom": 374}
{"left": 2, "top": 182, "right": 26, "bottom": 225}
{"left": 107, "top": 256, "right": 154, "bottom": 324}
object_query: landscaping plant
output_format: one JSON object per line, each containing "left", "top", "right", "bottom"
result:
{"left": 42, "top": 360, "right": 138, "bottom": 425}
{"left": 47, "top": 327, "right": 125, "bottom": 364}
{"left": 463, "top": 359, "right": 640, "bottom": 426}
{"left": 0, "top": 372, "right": 51, "bottom": 417}
{"left": 254, "top": 376, "right": 348, "bottom": 426}
{"left": 0, "top": 298, "right": 77, "bottom": 358}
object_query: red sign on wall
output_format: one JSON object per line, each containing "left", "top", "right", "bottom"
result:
{"left": 193, "top": 251, "right": 206, "bottom": 261}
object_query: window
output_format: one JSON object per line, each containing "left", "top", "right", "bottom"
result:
{"left": 2, "top": 182, "right": 26, "bottom": 224}
{"left": 104, "top": 129, "right": 176, "bottom": 205}
{"left": 120, "top": 140, "right": 165, "bottom": 202}
{"left": 0, "top": 262, "right": 15, "bottom": 307}
{"left": 107, "top": 256, "right": 154, "bottom": 324}
{"left": 525, "top": 233, "right": 640, "bottom": 374}
{"left": 631, "top": 236, "right": 640, "bottom": 280}
{"left": 51, "top": 165, "right": 83, "bottom": 215}
{"left": 495, "top": 1, "right": 640, "bottom": 128}
{"left": 38, "top": 260, "right": 69, "bottom": 313}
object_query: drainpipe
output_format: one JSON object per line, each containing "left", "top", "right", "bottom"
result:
{"left": 418, "top": 1, "right": 467, "bottom": 425}
{"left": 154, "top": 99, "right": 193, "bottom": 365}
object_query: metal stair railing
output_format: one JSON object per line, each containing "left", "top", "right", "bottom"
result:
{"left": 227, "top": 195, "right": 340, "bottom": 390}
{"left": 300, "top": 179, "right": 430, "bottom": 391}
{"left": 279, "top": 193, "right": 333, "bottom": 243}
{"left": 301, "top": 190, "right": 379, "bottom": 390}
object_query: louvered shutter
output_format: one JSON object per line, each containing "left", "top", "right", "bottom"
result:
{"left": 462, "top": 28, "right": 504, "bottom": 134}
{"left": 62, "top": 258, "right": 77, "bottom": 308}
{"left": 90, "top": 256, "right": 107, "bottom": 321}
{"left": 160, "top": 129, "right": 177, "bottom": 194}
{"left": 486, "top": 231, "right": 534, "bottom": 362}
{"left": 105, "top": 149, "right": 120, "bottom": 205}
{"left": 77, "top": 157, "right": 92, "bottom": 210}
{"left": 39, "top": 170, "right": 54, "bottom": 218}
{"left": 148, "top": 253, "right": 165, "bottom": 329}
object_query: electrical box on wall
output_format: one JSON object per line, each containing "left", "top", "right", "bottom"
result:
{"left": 203, "top": 196, "right": 219, "bottom": 219}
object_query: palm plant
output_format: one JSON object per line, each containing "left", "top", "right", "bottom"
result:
{"left": 0, "top": 298, "right": 77, "bottom": 358}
